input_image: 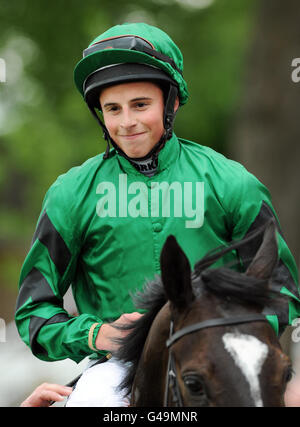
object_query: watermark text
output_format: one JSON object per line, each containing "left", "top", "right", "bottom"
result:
{"left": 0, "top": 318, "right": 6, "bottom": 342}
{"left": 0, "top": 58, "right": 6, "bottom": 83}
{"left": 291, "top": 58, "right": 300, "bottom": 83}
{"left": 96, "top": 174, "right": 205, "bottom": 229}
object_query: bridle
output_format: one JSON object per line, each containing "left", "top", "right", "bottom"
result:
{"left": 163, "top": 313, "right": 267, "bottom": 407}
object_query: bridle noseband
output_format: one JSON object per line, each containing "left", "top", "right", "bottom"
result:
{"left": 163, "top": 313, "right": 267, "bottom": 407}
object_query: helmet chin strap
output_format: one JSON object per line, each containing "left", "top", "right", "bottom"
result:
{"left": 86, "top": 104, "right": 111, "bottom": 160}
{"left": 86, "top": 84, "right": 178, "bottom": 163}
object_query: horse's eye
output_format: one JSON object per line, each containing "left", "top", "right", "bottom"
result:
{"left": 284, "top": 365, "right": 294, "bottom": 384}
{"left": 183, "top": 375, "right": 205, "bottom": 395}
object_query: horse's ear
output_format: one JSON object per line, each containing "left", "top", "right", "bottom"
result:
{"left": 246, "top": 220, "right": 278, "bottom": 280}
{"left": 160, "top": 235, "right": 194, "bottom": 311}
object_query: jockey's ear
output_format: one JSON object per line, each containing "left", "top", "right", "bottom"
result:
{"left": 160, "top": 235, "right": 195, "bottom": 312}
{"left": 174, "top": 96, "right": 179, "bottom": 113}
{"left": 246, "top": 220, "right": 278, "bottom": 280}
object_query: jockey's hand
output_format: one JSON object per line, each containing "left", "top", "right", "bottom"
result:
{"left": 284, "top": 376, "right": 300, "bottom": 407}
{"left": 95, "top": 312, "right": 143, "bottom": 352}
{"left": 20, "top": 383, "right": 73, "bottom": 407}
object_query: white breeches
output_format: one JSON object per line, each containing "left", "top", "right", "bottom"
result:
{"left": 65, "top": 357, "right": 130, "bottom": 407}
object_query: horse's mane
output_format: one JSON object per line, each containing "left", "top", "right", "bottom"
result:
{"left": 115, "top": 225, "right": 286, "bottom": 396}
{"left": 114, "top": 276, "right": 167, "bottom": 395}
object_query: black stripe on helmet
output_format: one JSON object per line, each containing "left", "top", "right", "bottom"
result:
{"left": 83, "top": 35, "right": 183, "bottom": 76}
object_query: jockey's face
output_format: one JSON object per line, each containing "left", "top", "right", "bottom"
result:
{"left": 100, "top": 81, "right": 168, "bottom": 158}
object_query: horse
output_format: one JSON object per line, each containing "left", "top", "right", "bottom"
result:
{"left": 115, "top": 220, "right": 293, "bottom": 406}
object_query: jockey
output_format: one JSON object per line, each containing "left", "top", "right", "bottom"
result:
{"left": 15, "top": 22, "right": 300, "bottom": 406}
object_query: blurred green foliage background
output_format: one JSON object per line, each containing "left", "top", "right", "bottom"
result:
{"left": 1, "top": 0, "right": 300, "bottom": 399}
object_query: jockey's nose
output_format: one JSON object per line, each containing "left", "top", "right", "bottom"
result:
{"left": 119, "top": 107, "right": 137, "bottom": 129}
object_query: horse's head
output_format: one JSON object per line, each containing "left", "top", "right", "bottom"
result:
{"left": 159, "top": 221, "right": 292, "bottom": 407}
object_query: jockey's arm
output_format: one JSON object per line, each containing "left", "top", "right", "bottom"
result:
{"left": 15, "top": 181, "right": 106, "bottom": 363}
{"left": 227, "top": 165, "right": 300, "bottom": 336}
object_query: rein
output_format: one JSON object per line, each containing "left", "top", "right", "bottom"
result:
{"left": 163, "top": 313, "right": 267, "bottom": 407}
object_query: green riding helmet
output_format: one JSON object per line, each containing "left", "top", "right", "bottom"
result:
{"left": 73, "top": 23, "right": 189, "bottom": 160}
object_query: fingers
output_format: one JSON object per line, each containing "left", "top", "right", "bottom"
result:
{"left": 41, "top": 384, "right": 73, "bottom": 399}
{"left": 119, "top": 311, "right": 143, "bottom": 324}
{"left": 20, "top": 383, "right": 73, "bottom": 407}
{"left": 125, "top": 312, "right": 143, "bottom": 320}
{"left": 95, "top": 312, "right": 144, "bottom": 352}
{"left": 284, "top": 380, "right": 300, "bottom": 407}
{"left": 40, "top": 388, "right": 72, "bottom": 407}
{"left": 41, "top": 383, "right": 73, "bottom": 394}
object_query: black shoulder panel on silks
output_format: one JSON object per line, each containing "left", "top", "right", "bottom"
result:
{"left": 31, "top": 210, "right": 71, "bottom": 277}
{"left": 236, "top": 201, "right": 298, "bottom": 334}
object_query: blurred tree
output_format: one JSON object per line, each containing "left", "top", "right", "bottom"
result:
{"left": 228, "top": 0, "right": 300, "bottom": 355}
{"left": 229, "top": 0, "right": 300, "bottom": 263}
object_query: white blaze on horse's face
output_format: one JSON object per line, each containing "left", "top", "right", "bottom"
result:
{"left": 222, "top": 332, "right": 269, "bottom": 407}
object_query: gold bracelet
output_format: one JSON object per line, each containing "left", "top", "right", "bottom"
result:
{"left": 88, "top": 322, "right": 100, "bottom": 352}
